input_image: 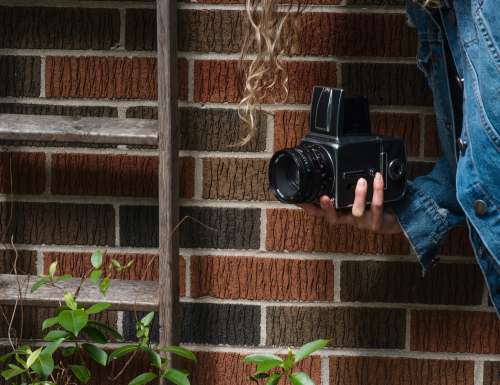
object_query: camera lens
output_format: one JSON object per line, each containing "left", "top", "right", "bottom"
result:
{"left": 269, "top": 144, "right": 335, "bottom": 204}
{"left": 388, "top": 159, "right": 405, "bottom": 180}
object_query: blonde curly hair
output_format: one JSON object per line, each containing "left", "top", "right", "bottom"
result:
{"left": 238, "top": 0, "right": 441, "bottom": 144}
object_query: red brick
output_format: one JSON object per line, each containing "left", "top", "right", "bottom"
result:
{"left": 411, "top": 310, "right": 500, "bottom": 354}
{"left": 439, "top": 226, "right": 474, "bottom": 257}
{"left": 183, "top": 351, "right": 321, "bottom": 385}
{"left": 45, "top": 57, "right": 188, "bottom": 100}
{"left": 274, "top": 110, "right": 309, "bottom": 151}
{"left": 330, "top": 356, "right": 474, "bottom": 385}
{"left": 266, "top": 209, "right": 409, "bottom": 254}
{"left": 423, "top": 114, "right": 441, "bottom": 157}
{"left": 194, "top": 60, "right": 336, "bottom": 104}
{"left": 51, "top": 154, "right": 194, "bottom": 198}
{"left": 43, "top": 252, "right": 186, "bottom": 296}
{"left": 191, "top": 255, "right": 334, "bottom": 301}
{"left": 0, "top": 152, "right": 45, "bottom": 194}
{"left": 484, "top": 361, "right": 500, "bottom": 385}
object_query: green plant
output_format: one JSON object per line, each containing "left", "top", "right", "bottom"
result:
{"left": 244, "top": 339, "right": 329, "bottom": 385}
{"left": 1, "top": 251, "right": 196, "bottom": 385}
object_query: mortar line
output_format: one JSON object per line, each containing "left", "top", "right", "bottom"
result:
{"left": 259, "top": 305, "right": 267, "bottom": 346}
{"left": 405, "top": 309, "right": 412, "bottom": 350}
{"left": 259, "top": 209, "right": 267, "bottom": 251}
{"left": 184, "top": 255, "right": 191, "bottom": 298}
{"left": 265, "top": 113, "right": 275, "bottom": 153}
{"left": 333, "top": 260, "right": 341, "bottom": 303}
{"left": 116, "top": 311, "right": 124, "bottom": 335}
{"left": 187, "top": 59, "right": 195, "bottom": 103}
{"left": 114, "top": 203, "right": 121, "bottom": 247}
{"left": 193, "top": 157, "right": 204, "bottom": 199}
{"left": 45, "top": 152, "right": 51, "bottom": 194}
{"left": 474, "top": 361, "right": 484, "bottom": 385}
{"left": 321, "top": 356, "right": 329, "bottom": 385}
{"left": 39, "top": 56, "right": 46, "bottom": 98}
{"left": 35, "top": 248, "right": 44, "bottom": 276}
{"left": 117, "top": 106, "right": 128, "bottom": 119}
{"left": 119, "top": 8, "right": 126, "bottom": 50}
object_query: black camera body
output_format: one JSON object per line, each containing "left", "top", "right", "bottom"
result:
{"left": 269, "top": 86, "right": 407, "bottom": 209}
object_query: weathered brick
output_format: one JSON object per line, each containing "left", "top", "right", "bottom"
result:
{"left": 330, "top": 357, "right": 474, "bottom": 385}
{"left": 274, "top": 110, "right": 309, "bottom": 151}
{"left": 0, "top": 103, "right": 117, "bottom": 117}
{"left": 341, "top": 261, "right": 483, "bottom": 305}
{"left": 424, "top": 114, "right": 441, "bottom": 157}
{"left": 0, "top": 202, "right": 115, "bottom": 245}
{"left": 119, "top": 206, "right": 261, "bottom": 249}
{"left": 0, "top": 249, "right": 36, "bottom": 275}
{"left": 266, "top": 209, "right": 409, "bottom": 254}
{"left": 43, "top": 252, "right": 186, "bottom": 296}
{"left": 45, "top": 57, "right": 188, "bottom": 100}
{"left": 0, "top": 56, "right": 40, "bottom": 97}
{"left": 128, "top": 106, "right": 268, "bottom": 151}
{"left": 194, "top": 60, "right": 336, "bottom": 104}
{"left": 123, "top": 303, "right": 260, "bottom": 345}
{"left": 126, "top": 8, "right": 156, "bottom": 50}
{"left": 342, "top": 63, "right": 433, "bottom": 106}
{"left": 0, "top": 152, "right": 45, "bottom": 194}
{"left": 191, "top": 255, "right": 334, "bottom": 301}
{"left": 411, "top": 310, "right": 500, "bottom": 354}
{"left": 203, "top": 158, "right": 273, "bottom": 201}
{"left": 51, "top": 154, "right": 194, "bottom": 198}
{"left": 439, "top": 226, "right": 474, "bottom": 257}
{"left": 484, "top": 361, "right": 500, "bottom": 385}
{"left": 267, "top": 306, "right": 406, "bottom": 348}
{"left": 0, "top": 7, "right": 120, "bottom": 49}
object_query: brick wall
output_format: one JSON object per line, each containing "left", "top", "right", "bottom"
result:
{"left": 0, "top": 1, "right": 498, "bottom": 385}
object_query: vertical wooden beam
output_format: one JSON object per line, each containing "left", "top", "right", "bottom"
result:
{"left": 156, "top": 0, "right": 180, "bottom": 354}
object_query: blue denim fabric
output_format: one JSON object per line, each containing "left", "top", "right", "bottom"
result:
{"left": 392, "top": 0, "right": 499, "bottom": 313}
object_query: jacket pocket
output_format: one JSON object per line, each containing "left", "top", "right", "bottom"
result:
{"left": 473, "top": 0, "right": 500, "bottom": 72}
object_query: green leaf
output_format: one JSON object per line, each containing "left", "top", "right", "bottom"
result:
{"left": 31, "top": 354, "right": 54, "bottom": 378}
{"left": 163, "top": 368, "right": 190, "bottom": 385}
{"left": 160, "top": 346, "right": 197, "bottom": 362}
{"left": 42, "top": 317, "right": 59, "bottom": 330}
{"left": 58, "top": 309, "right": 88, "bottom": 336}
{"left": 289, "top": 372, "right": 315, "bottom": 385}
{"left": 48, "top": 261, "right": 57, "bottom": 278}
{"left": 0, "top": 352, "right": 15, "bottom": 363}
{"left": 82, "top": 344, "right": 108, "bottom": 366}
{"left": 244, "top": 353, "right": 283, "bottom": 366}
{"left": 256, "top": 359, "right": 283, "bottom": 374}
{"left": 108, "top": 345, "right": 138, "bottom": 361}
{"left": 87, "top": 320, "right": 123, "bottom": 341}
{"left": 1, "top": 364, "right": 25, "bottom": 380}
{"left": 91, "top": 250, "right": 103, "bottom": 269}
{"left": 83, "top": 326, "right": 108, "bottom": 344}
{"left": 56, "top": 274, "right": 73, "bottom": 283}
{"left": 294, "top": 340, "right": 328, "bottom": 363}
{"left": 89, "top": 270, "right": 102, "bottom": 284}
{"left": 61, "top": 347, "right": 76, "bottom": 357}
{"left": 64, "top": 292, "right": 78, "bottom": 311}
{"left": 111, "top": 259, "right": 121, "bottom": 269}
{"left": 283, "top": 348, "right": 295, "bottom": 371}
{"left": 99, "top": 277, "right": 110, "bottom": 296}
{"left": 140, "top": 312, "right": 155, "bottom": 327}
{"left": 85, "top": 302, "right": 110, "bottom": 315}
{"left": 31, "top": 277, "right": 50, "bottom": 293}
{"left": 69, "top": 365, "right": 91, "bottom": 384}
{"left": 128, "top": 372, "right": 157, "bottom": 385}
{"left": 266, "top": 373, "right": 282, "bottom": 385}
{"left": 43, "top": 338, "right": 65, "bottom": 356}
{"left": 26, "top": 347, "right": 42, "bottom": 368}
{"left": 44, "top": 330, "right": 70, "bottom": 341}
{"left": 142, "top": 347, "right": 161, "bottom": 368}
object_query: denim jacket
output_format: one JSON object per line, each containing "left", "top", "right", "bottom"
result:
{"left": 392, "top": 0, "right": 499, "bottom": 312}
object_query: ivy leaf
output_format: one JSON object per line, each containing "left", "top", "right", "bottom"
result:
{"left": 82, "top": 344, "right": 108, "bottom": 366}
{"left": 288, "top": 372, "right": 315, "bottom": 385}
{"left": 129, "top": 372, "right": 157, "bottom": 385}
{"left": 58, "top": 309, "right": 88, "bottom": 336}
{"left": 256, "top": 359, "right": 283, "bottom": 374}
{"left": 1, "top": 364, "right": 25, "bottom": 380}
{"left": 142, "top": 347, "right": 161, "bottom": 368}
{"left": 91, "top": 250, "right": 103, "bottom": 269}
{"left": 48, "top": 261, "right": 58, "bottom": 278}
{"left": 64, "top": 292, "right": 78, "bottom": 311}
{"left": 108, "top": 345, "right": 138, "bottom": 362}
{"left": 31, "top": 353, "right": 55, "bottom": 378}
{"left": 89, "top": 270, "right": 102, "bottom": 284}
{"left": 44, "top": 330, "right": 70, "bottom": 341}
{"left": 85, "top": 302, "right": 110, "bottom": 315}
{"left": 160, "top": 346, "right": 197, "bottom": 362}
{"left": 56, "top": 274, "right": 73, "bottom": 283}
{"left": 83, "top": 326, "right": 108, "bottom": 344}
{"left": 69, "top": 365, "right": 91, "bottom": 384}
{"left": 99, "top": 277, "right": 110, "bottom": 296}
{"left": 26, "top": 347, "right": 42, "bottom": 368}
{"left": 42, "top": 317, "right": 59, "bottom": 330}
{"left": 163, "top": 368, "right": 190, "bottom": 385}
{"left": 266, "top": 373, "right": 282, "bottom": 385}
{"left": 294, "top": 340, "right": 328, "bottom": 364}
{"left": 140, "top": 312, "right": 155, "bottom": 327}
{"left": 43, "top": 338, "right": 65, "bottom": 356}
{"left": 244, "top": 353, "right": 283, "bottom": 366}
{"left": 31, "top": 277, "right": 50, "bottom": 293}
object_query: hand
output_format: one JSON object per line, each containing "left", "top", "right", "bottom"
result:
{"left": 297, "top": 172, "right": 402, "bottom": 235}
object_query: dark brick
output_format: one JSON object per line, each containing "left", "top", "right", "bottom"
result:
{"left": 346, "top": 0, "right": 405, "bottom": 4}
{"left": 126, "top": 106, "right": 159, "bottom": 119}
{"left": 424, "top": 114, "right": 442, "bottom": 157}
{"left": 440, "top": 226, "right": 474, "bottom": 257}
{"left": 341, "top": 261, "right": 483, "bottom": 305}
{"left": 123, "top": 303, "right": 260, "bottom": 345}
{"left": 0, "top": 249, "right": 36, "bottom": 275}
{"left": 126, "top": 8, "right": 156, "bottom": 50}
{"left": 330, "top": 357, "right": 474, "bottom": 385}
{"left": 0, "top": 103, "right": 117, "bottom": 117}
{"left": 406, "top": 161, "right": 434, "bottom": 180}
{"left": 119, "top": 205, "right": 158, "bottom": 247}
{"left": 266, "top": 306, "right": 406, "bottom": 348}
{"left": 0, "top": 56, "right": 40, "bottom": 97}
{"left": 0, "top": 7, "right": 120, "bottom": 49}
{"left": 484, "top": 361, "right": 500, "bottom": 385}
{"left": 411, "top": 310, "right": 500, "bottom": 354}
{"left": 0, "top": 152, "right": 45, "bottom": 194}
{"left": 266, "top": 209, "right": 410, "bottom": 254}
{"left": 0, "top": 202, "right": 115, "bottom": 245}
{"left": 342, "top": 63, "right": 433, "bottom": 106}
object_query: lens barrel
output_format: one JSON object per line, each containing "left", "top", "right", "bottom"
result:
{"left": 268, "top": 144, "right": 334, "bottom": 204}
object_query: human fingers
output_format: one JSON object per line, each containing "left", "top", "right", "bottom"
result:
{"left": 319, "top": 195, "right": 339, "bottom": 222}
{"left": 370, "top": 172, "right": 384, "bottom": 232}
{"left": 352, "top": 178, "right": 368, "bottom": 217}
{"left": 297, "top": 203, "right": 324, "bottom": 217}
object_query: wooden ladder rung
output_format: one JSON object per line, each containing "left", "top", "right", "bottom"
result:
{"left": 0, "top": 274, "right": 158, "bottom": 311}
{"left": 0, "top": 114, "right": 158, "bottom": 146}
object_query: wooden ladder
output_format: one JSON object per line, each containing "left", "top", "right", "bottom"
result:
{"left": 0, "top": 0, "right": 180, "bottom": 362}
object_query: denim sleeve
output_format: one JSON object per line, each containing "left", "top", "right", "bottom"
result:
{"left": 390, "top": 158, "right": 465, "bottom": 270}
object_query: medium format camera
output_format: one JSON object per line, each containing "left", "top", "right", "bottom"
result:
{"left": 268, "top": 86, "right": 407, "bottom": 209}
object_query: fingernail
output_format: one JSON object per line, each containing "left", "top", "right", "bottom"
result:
{"left": 375, "top": 172, "right": 383, "bottom": 182}
{"left": 357, "top": 178, "right": 366, "bottom": 188}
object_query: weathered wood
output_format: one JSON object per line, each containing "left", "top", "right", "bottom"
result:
{"left": 0, "top": 274, "right": 158, "bottom": 311}
{"left": 157, "top": 0, "right": 180, "bottom": 356}
{"left": 0, "top": 114, "right": 158, "bottom": 146}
